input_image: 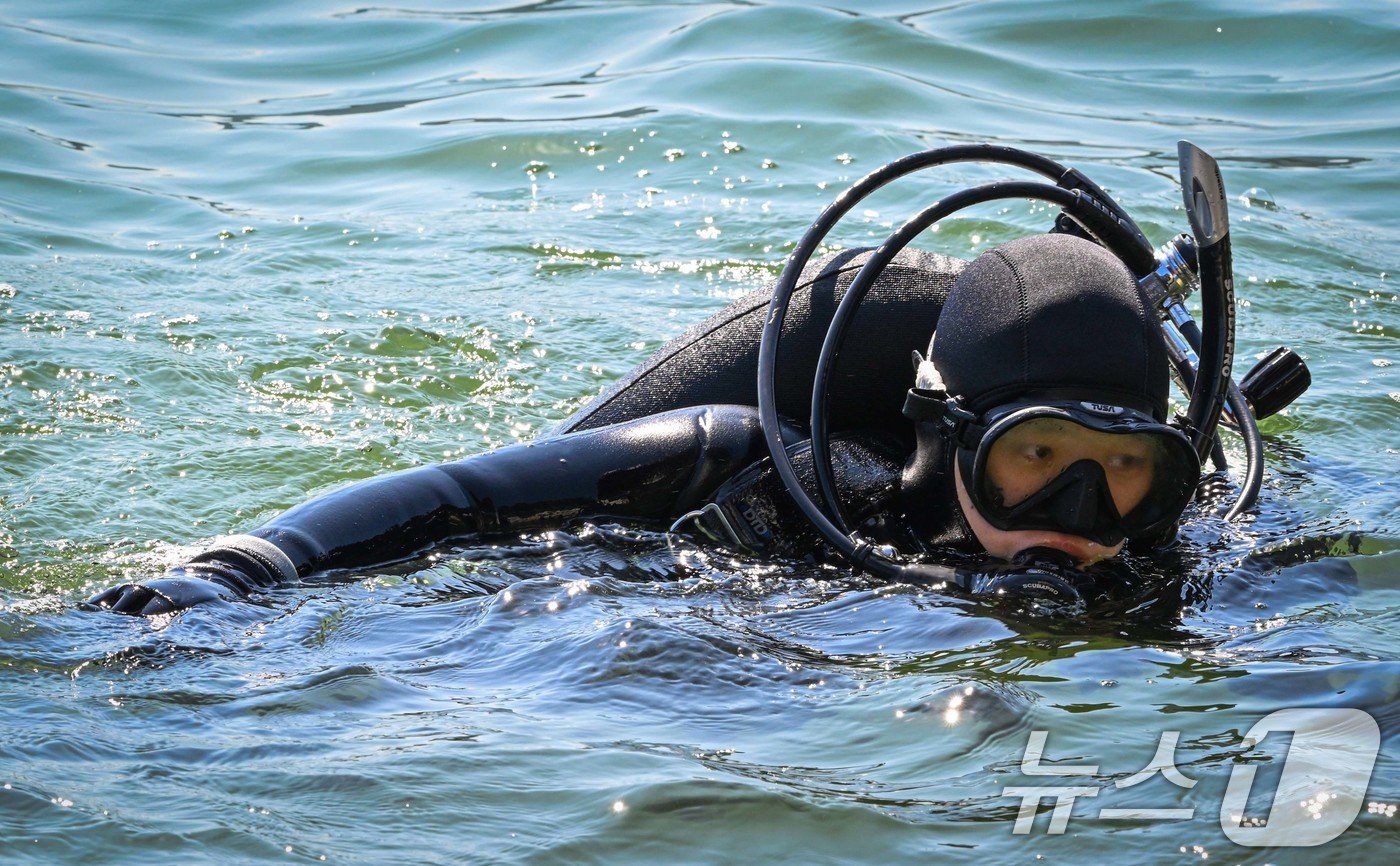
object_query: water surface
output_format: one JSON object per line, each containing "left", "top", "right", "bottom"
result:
{"left": 1, "top": 1, "right": 1397, "bottom": 863}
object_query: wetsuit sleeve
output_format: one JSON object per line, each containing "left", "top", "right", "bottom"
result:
{"left": 87, "top": 405, "right": 777, "bottom": 614}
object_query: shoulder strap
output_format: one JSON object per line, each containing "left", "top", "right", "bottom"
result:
{"left": 671, "top": 436, "right": 904, "bottom": 557}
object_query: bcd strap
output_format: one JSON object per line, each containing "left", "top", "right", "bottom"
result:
{"left": 669, "top": 452, "right": 813, "bottom": 555}
{"left": 670, "top": 436, "right": 904, "bottom": 557}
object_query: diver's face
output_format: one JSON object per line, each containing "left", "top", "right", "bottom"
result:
{"left": 985, "top": 417, "right": 1157, "bottom": 518}
{"left": 954, "top": 425, "right": 1148, "bottom": 566}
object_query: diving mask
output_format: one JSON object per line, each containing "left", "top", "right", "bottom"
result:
{"left": 908, "top": 394, "right": 1199, "bottom": 546}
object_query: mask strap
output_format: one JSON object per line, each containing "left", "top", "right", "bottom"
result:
{"left": 902, "top": 389, "right": 984, "bottom": 449}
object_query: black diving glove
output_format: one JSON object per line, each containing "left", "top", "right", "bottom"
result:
{"left": 83, "top": 571, "right": 233, "bottom": 616}
{"left": 83, "top": 535, "right": 297, "bottom": 615}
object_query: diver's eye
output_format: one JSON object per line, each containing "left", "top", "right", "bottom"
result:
{"left": 1022, "top": 444, "right": 1053, "bottom": 462}
{"left": 1105, "top": 453, "right": 1148, "bottom": 472}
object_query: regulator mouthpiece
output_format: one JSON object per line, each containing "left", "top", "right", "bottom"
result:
{"left": 1011, "top": 546, "right": 1083, "bottom": 573}
{"left": 956, "top": 547, "right": 1088, "bottom": 605}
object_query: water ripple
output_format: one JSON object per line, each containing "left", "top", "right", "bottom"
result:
{"left": 3, "top": 0, "right": 1398, "bottom": 862}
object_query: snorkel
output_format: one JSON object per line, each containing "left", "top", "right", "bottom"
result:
{"left": 1141, "top": 144, "right": 1309, "bottom": 518}
{"left": 755, "top": 142, "right": 1310, "bottom": 597}
{"left": 1176, "top": 141, "right": 1234, "bottom": 463}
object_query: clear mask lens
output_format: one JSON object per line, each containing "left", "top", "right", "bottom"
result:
{"left": 966, "top": 406, "right": 1200, "bottom": 544}
{"left": 985, "top": 417, "right": 1168, "bottom": 517}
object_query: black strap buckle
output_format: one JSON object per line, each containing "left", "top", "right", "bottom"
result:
{"left": 903, "top": 389, "right": 981, "bottom": 447}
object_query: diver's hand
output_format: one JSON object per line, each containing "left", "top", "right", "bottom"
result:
{"left": 84, "top": 573, "right": 231, "bottom": 616}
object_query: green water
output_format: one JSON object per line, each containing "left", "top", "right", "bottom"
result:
{"left": 1, "top": 1, "right": 1396, "bottom": 863}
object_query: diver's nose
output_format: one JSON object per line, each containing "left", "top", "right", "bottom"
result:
{"left": 1045, "top": 460, "right": 1118, "bottom": 536}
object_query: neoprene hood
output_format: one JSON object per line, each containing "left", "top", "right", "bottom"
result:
{"left": 901, "top": 233, "right": 1199, "bottom": 550}
{"left": 928, "top": 234, "right": 1171, "bottom": 421}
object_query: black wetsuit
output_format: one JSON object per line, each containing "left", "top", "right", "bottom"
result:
{"left": 89, "top": 249, "right": 965, "bottom": 615}
{"left": 176, "top": 406, "right": 783, "bottom": 596}
{"left": 92, "top": 234, "right": 1331, "bottom": 618}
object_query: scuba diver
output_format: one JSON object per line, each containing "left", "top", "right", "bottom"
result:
{"left": 86, "top": 142, "right": 1311, "bottom": 616}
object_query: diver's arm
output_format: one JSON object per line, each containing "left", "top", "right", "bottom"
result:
{"left": 86, "top": 404, "right": 776, "bottom": 615}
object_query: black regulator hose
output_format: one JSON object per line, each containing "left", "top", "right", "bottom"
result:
{"left": 758, "top": 148, "right": 1063, "bottom": 577}
{"left": 1173, "top": 314, "right": 1264, "bottom": 516}
{"left": 1224, "top": 380, "right": 1264, "bottom": 518}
